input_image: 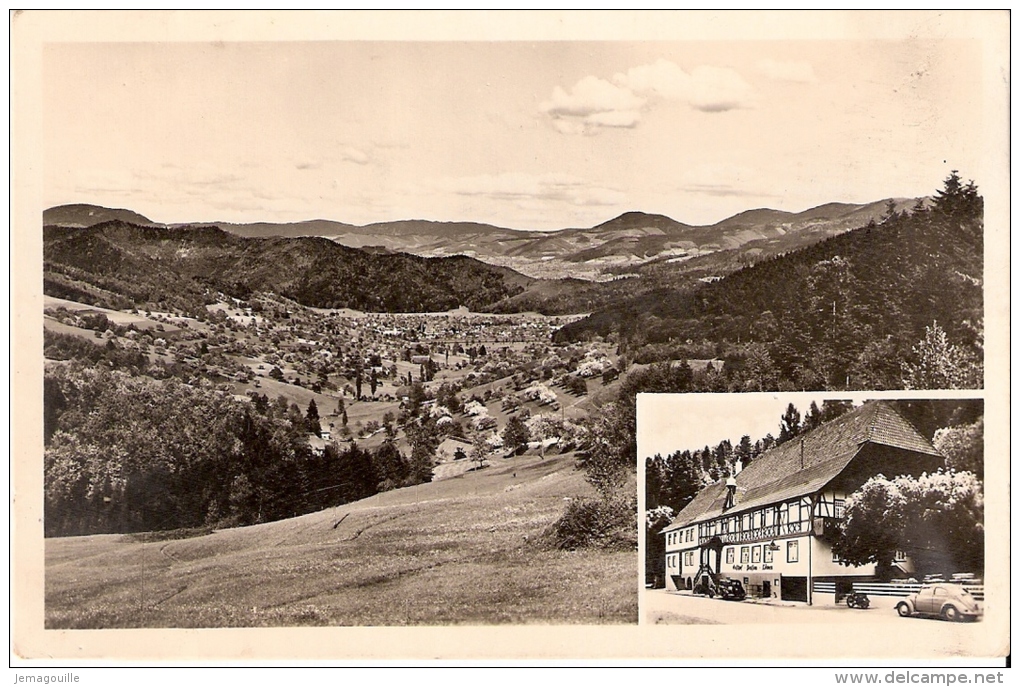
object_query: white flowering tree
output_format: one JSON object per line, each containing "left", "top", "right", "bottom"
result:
{"left": 901, "top": 321, "right": 982, "bottom": 389}
{"left": 833, "top": 470, "right": 984, "bottom": 575}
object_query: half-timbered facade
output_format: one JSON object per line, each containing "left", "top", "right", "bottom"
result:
{"left": 662, "top": 401, "right": 944, "bottom": 605}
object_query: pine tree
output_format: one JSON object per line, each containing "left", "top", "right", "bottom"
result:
{"left": 777, "top": 403, "right": 802, "bottom": 445}
{"left": 306, "top": 399, "right": 321, "bottom": 436}
{"left": 502, "top": 414, "right": 531, "bottom": 456}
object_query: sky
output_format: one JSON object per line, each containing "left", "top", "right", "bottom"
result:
{"left": 42, "top": 21, "right": 991, "bottom": 230}
{"left": 635, "top": 394, "right": 839, "bottom": 461}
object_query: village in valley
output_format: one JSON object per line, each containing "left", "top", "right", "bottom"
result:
{"left": 44, "top": 293, "right": 612, "bottom": 468}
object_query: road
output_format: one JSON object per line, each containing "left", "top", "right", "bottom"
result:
{"left": 642, "top": 589, "right": 1002, "bottom": 659}
{"left": 645, "top": 588, "right": 903, "bottom": 625}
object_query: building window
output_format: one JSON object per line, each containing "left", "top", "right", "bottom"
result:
{"left": 726, "top": 547, "right": 735, "bottom": 564}
{"left": 778, "top": 503, "right": 788, "bottom": 524}
{"left": 752, "top": 545, "right": 762, "bottom": 563}
{"left": 720, "top": 519, "right": 728, "bottom": 534}
{"left": 834, "top": 498, "right": 845, "bottom": 518}
{"left": 764, "top": 546, "right": 773, "bottom": 564}
{"left": 895, "top": 550, "right": 907, "bottom": 562}
{"left": 684, "top": 551, "right": 694, "bottom": 567}
{"left": 740, "top": 546, "right": 750, "bottom": 564}
{"left": 787, "top": 540, "right": 799, "bottom": 563}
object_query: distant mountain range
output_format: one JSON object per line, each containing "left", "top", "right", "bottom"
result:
{"left": 45, "top": 199, "right": 919, "bottom": 281}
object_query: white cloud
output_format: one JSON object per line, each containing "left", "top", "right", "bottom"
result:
{"left": 542, "top": 60, "right": 754, "bottom": 135}
{"left": 541, "top": 75, "right": 645, "bottom": 118}
{"left": 540, "top": 76, "right": 645, "bottom": 135}
{"left": 585, "top": 109, "right": 643, "bottom": 128}
{"left": 616, "top": 59, "right": 755, "bottom": 112}
{"left": 684, "top": 65, "right": 756, "bottom": 111}
{"left": 757, "top": 59, "right": 817, "bottom": 83}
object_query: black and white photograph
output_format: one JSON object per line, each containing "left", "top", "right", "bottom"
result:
{"left": 640, "top": 393, "right": 992, "bottom": 658}
{"left": 11, "top": 10, "right": 1009, "bottom": 664}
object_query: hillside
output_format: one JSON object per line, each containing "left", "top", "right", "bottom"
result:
{"left": 45, "top": 452, "right": 637, "bottom": 627}
{"left": 43, "top": 221, "right": 535, "bottom": 314}
{"left": 44, "top": 203, "right": 155, "bottom": 227}
{"left": 556, "top": 179, "right": 983, "bottom": 391}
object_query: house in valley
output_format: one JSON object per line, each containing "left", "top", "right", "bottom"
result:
{"left": 661, "top": 401, "right": 944, "bottom": 605}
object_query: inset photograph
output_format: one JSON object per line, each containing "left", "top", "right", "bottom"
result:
{"left": 641, "top": 394, "right": 984, "bottom": 632}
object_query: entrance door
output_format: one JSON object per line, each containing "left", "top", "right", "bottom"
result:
{"left": 762, "top": 580, "right": 771, "bottom": 598}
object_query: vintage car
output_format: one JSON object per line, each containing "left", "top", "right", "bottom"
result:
{"left": 895, "top": 583, "right": 982, "bottom": 622}
{"left": 714, "top": 578, "right": 747, "bottom": 601}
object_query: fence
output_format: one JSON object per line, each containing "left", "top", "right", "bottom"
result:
{"left": 849, "top": 581, "right": 984, "bottom": 601}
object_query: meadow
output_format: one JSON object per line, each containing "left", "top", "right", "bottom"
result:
{"left": 45, "top": 452, "right": 637, "bottom": 628}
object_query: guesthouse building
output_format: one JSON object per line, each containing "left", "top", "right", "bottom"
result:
{"left": 662, "top": 401, "right": 944, "bottom": 605}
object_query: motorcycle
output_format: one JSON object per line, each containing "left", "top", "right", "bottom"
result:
{"left": 846, "top": 592, "right": 871, "bottom": 609}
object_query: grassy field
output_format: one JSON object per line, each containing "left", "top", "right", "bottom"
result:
{"left": 44, "top": 295, "right": 184, "bottom": 333}
{"left": 45, "top": 452, "right": 637, "bottom": 628}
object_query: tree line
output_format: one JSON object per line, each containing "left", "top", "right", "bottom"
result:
{"left": 44, "top": 362, "right": 436, "bottom": 537}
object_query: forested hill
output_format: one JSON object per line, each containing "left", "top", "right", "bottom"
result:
{"left": 43, "top": 203, "right": 155, "bottom": 227}
{"left": 556, "top": 174, "right": 984, "bottom": 391}
{"left": 43, "top": 221, "right": 534, "bottom": 314}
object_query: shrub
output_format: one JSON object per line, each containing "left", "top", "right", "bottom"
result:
{"left": 549, "top": 497, "right": 635, "bottom": 551}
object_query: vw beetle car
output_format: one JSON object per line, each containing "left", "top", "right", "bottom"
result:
{"left": 895, "top": 583, "right": 982, "bottom": 622}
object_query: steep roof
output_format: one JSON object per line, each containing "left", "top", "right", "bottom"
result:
{"left": 662, "top": 401, "right": 940, "bottom": 532}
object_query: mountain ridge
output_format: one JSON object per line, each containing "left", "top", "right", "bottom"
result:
{"left": 45, "top": 198, "right": 917, "bottom": 281}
